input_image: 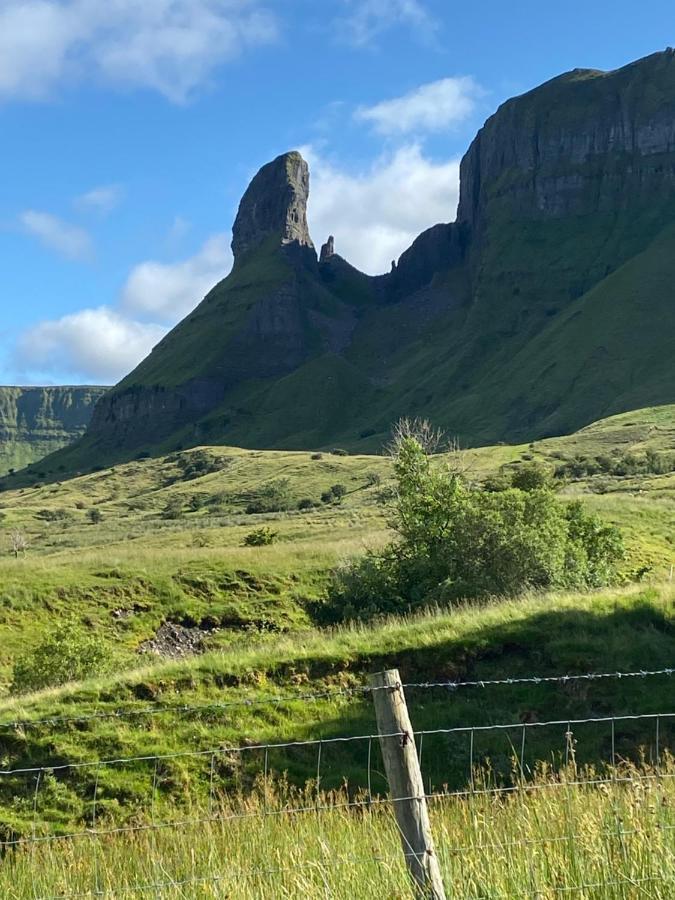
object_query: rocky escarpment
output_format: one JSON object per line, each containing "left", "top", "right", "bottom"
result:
{"left": 15, "top": 50, "right": 675, "bottom": 479}
{"left": 0, "top": 386, "right": 107, "bottom": 474}
{"left": 459, "top": 50, "right": 675, "bottom": 233}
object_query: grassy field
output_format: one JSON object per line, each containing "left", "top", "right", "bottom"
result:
{"left": 0, "top": 404, "right": 672, "bottom": 888}
{"left": 1, "top": 762, "right": 673, "bottom": 898}
{"left": 0, "top": 404, "right": 673, "bottom": 690}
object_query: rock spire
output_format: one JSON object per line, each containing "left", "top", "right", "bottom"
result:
{"left": 231, "top": 151, "right": 314, "bottom": 261}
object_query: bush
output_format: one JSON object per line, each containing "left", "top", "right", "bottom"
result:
{"left": 310, "top": 453, "right": 323, "bottom": 460}
{"left": 175, "top": 450, "right": 228, "bottom": 481}
{"left": 510, "top": 462, "right": 554, "bottom": 492}
{"left": 12, "top": 625, "right": 112, "bottom": 693}
{"left": 297, "top": 498, "right": 317, "bottom": 510}
{"left": 243, "top": 526, "right": 278, "bottom": 547}
{"left": 321, "top": 484, "right": 348, "bottom": 504}
{"left": 87, "top": 508, "right": 103, "bottom": 524}
{"left": 318, "top": 433, "right": 624, "bottom": 623}
{"left": 330, "top": 448, "right": 349, "bottom": 457}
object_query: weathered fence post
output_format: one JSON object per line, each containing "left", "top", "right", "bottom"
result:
{"left": 369, "top": 669, "right": 446, "bottom": 899}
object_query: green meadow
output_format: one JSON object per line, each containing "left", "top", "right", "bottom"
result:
{"left": 0, "top": 405, "right": 672, "bottom": 895}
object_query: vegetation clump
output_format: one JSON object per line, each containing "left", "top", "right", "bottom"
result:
{"left": 321, "top": 483, "right": 348, "bottom": 504}
{"left": 321, "top": 431, "right": 624, "bottom": 622}
{"left": 243, "top": 526, "right": 278, "bottom": 547}
{"left": 12, "top": 624, "right": 112, "bottom": 694}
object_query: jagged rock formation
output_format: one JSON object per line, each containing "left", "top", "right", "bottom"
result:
{"left": 0, "top": 386, "right": 106, "bottom": 475}
{"left": 231, "top": 151, "right": 314, "bottom": 260}
{"left": 320, "top": 236, "right": 335, "bottom": 263}
{"left": 19, "top": 50, "right": 675, "bottom": 478}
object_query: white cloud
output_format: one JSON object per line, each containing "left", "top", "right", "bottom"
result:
{"left": 121, "top": 234, "right": 232, "bottom": 323}
{"left": 74, "top": 184, "right": 124, "bottom": 215}
{"left": 0, "top": 1, "right": 278, "bottom": 103}
{"left": 304, "top": 144, "right": 460, "bottom": 275}
{"left": 19, "top": 210, "right": 93, "bottom": 260}
{"left": 15, "top": 307, "right": 166, "bottom": 382}
{"left": 336, "top": 0, "right": 437, "bottom": 47}
{"left": 356, "top": 77, "right": 482, "bottom": 135}
{"left": 14, "top": 230, "right": 232, "bottom": 382}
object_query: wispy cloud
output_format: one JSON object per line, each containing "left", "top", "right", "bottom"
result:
{"left": 74, "top": 184, "right": 124, "bottom": 216}
{"left": 15, "top": 307, "right": 166, "bottom": 383}
{"left": 0, "top": 0, "right": 279, "bottom": 104}
{"left": 356, "top": 77, "right": 483, "bottom": 135}
{"left": 19, "top": 210, "right": 93, "bottom": 260}
{"left": 336, "top": 0, "right": 438, "bottom": 47}
{"left": 121, "top": 234, "right": 232, "bottom": 323}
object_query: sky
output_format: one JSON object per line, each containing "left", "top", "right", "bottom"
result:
{"left": 0, "top": 0, "right": 672, "bottom": 386}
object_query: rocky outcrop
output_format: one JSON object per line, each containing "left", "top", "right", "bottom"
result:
{"left": 0, "top": 386, "right": 107, "bottom": 474}
{"left": 231, "top": 151, "right": 314, "bottom": 262}
{"left": 320, "top": 236, "right": 335, "bottom": 263}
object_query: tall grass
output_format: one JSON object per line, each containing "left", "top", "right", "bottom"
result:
{"left": 2, "top": 761, "right": 673, "bottom": 898}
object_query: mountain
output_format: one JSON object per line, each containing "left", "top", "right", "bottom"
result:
{"left": 0, "top": 386, "right": 107, "bottom": 475}
{"left": 23, "top": 50, "right": 675, "bottom": 475}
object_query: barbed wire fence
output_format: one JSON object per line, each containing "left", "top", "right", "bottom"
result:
{"left": 0, "top": 667, "right": 672, "bottom": 898}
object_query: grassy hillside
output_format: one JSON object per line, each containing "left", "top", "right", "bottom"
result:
{"left": 0, "top": 584, "right": 672, "bottom": 838}
{"left": 0, "top": 404, "right": 672, "bottom": 838}
{"left": 0, "top": 405, "right": 673, "bottom": 691}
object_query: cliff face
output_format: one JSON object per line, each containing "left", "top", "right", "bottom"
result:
{"left": 459, "top": 51, "right": 675, "bottom": 230}
{"left": 20, "top": 50, "right": 675, "bottom": 477}
{"left": 0, "top": 387, "right": 107, "bottom": 474}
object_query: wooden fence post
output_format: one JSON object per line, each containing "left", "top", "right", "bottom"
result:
{"left": 369, "top": 669, "right": 446, "bottom": 899}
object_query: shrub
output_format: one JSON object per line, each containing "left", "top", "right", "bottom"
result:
{"left": 175, "top": 450, "right": 228, "bottom": 481}
{"left": 297, "top": 498, "right": 317, "bottom": 510}
{"left": 243, "top": 526, "right": 278, "bottom": 547}
{"left": 12, "top": 625, "right": 112, "bottom": 693}
{"left": 510, "top": 462, "right": 554, "bottom": 492}
{"left": 310, "top": 453, "right": 323, "bottom": 461}
{"left": 365, "top": 472, "right": 382, "bottom": 487}
{"left": 321, "top": 484, "right": 348, "bottom": 504}
{"left": 330, "top": 448, "right": 349, "bottom": 457}
{"left": 319, "top": 433, "right": 624, "bottom": 623}
{"left": 87, "top": 508, "right": 103, "bottom": 525}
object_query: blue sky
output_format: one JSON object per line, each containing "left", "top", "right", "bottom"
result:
{"left": 0, "top": 0, "right": 671, "bottom": 385}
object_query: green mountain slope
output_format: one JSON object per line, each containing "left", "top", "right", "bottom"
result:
{"left": 0, "top": 386, "right": 107, "bottom": 475}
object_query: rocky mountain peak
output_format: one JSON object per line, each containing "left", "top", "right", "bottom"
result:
{"left": 231, "top": 150, "right": 314, "bottom": 262}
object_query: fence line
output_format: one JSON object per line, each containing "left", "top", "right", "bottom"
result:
{"left": 0, "top": 665, "right": 671, "bottom": 731}
{"left": 1, "top": 711, "right": 671, "bottom": 777}
{"left": 0, "top": 671, "right": 672, "bottom": 899}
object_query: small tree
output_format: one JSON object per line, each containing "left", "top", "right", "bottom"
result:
{"left": 87, "top": 508, "right": 103, "bottom": 525}
{"left": 10, "top": 530, "right": 28, "bottom": 558}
